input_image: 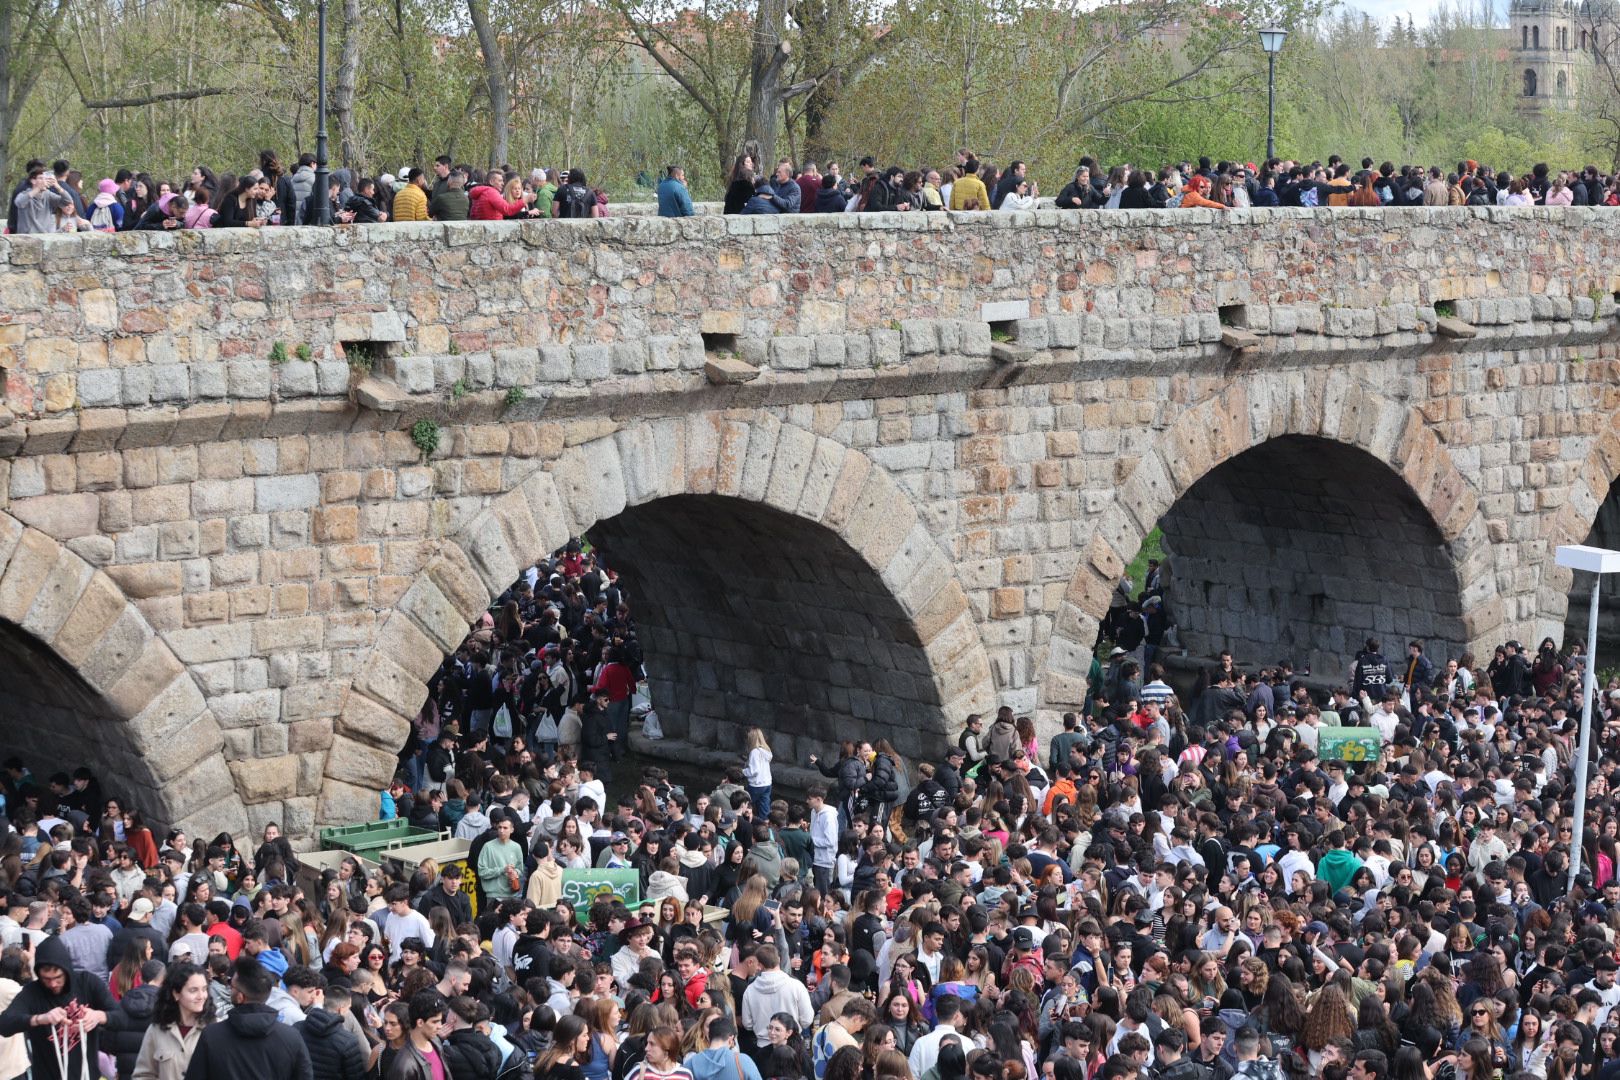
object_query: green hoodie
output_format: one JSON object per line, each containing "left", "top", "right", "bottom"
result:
{"left": 1316, "top": 848, "right": 1364, "bottom": 893}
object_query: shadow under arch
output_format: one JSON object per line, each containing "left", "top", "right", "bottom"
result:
{"left": 1156, "top": 434, "right": 1469, "bottom": 677}
{"left": 318, "top": 413, "right": 999, "bottom": 827}
{"left": 0, "top": 513, "right": 248, "bottom": 838}
{"left": 589, "top": 493, "right": 946, "bottom": 761}
{"left": 1040, "top": 374, "right": 1501, "bottom": 712}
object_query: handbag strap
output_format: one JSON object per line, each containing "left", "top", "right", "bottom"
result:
{"left": 733, "top": 1046, "right": 746, "bottom": 1080}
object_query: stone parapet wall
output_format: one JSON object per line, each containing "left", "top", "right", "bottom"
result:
{"left": 3, "top": 207, "right": 1619, "bottom": 422}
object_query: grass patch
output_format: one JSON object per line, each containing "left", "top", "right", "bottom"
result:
{"left": 1124, "top": 526, "right": 1165, "bottom": 592}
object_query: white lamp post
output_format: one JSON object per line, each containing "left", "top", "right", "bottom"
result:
{"left": 1257, "top": 27, "right": 1288, "bottom": 161}
{"left": 1555, "top": 542, "right": 1620, "bottom": 891}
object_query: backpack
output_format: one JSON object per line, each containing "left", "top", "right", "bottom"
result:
{"left": 90, "top": 202, "right": 117, "bottom": 232}
{"left": 558, "top": 183, "right": 594, "bottom": 219}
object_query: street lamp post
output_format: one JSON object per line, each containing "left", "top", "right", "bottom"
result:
{"left": 1556, "top": 542, "right": 1620, "bottom": 892}
{"left": 1258, "top": 27, "right": 1287, "bottom": 162}
{"left": 309, "top": 0, "right": 331, "bottom": 226}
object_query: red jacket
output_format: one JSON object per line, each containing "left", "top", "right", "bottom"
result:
{"left": 468, "top": 184, "right": 527, "bottom": 220}
{"left": 590, "top": 662, "right": 635, "bottom": 703}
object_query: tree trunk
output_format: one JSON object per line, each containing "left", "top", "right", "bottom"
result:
{"left": 334, "top": 0, "right": 362, "bottom": 170}
{"left": 745, "top": 0, "right": 791, "bottom": 168}
{"left": 466, "top": 0, "right": 509, "bottom": 166}
{"left": 391, "top": 0, "right": 421, "bottom": 162}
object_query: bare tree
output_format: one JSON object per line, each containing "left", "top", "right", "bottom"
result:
{"left": 0, "top": 0, "right": 72, "bottom": 186}
{"left": 332, "top": 0, "right": 362, "bottom": 169}
{"left": 467, "top": 0, "right": 510, "bottom": 165}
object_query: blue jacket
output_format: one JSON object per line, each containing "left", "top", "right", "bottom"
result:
{"left": 657, "top": 176, "right": 695, "bottom": 217}
{"left": 770, "top": 178, "right": 801, "bottom": 213}
{"left": 687, "top": 1046, "right": 764, "bottom": 1080}
{"left": 741, "top": 193, "right": 780, "bottom": 215}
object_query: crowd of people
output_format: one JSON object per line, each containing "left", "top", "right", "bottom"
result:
{"left": 0, "top": 529, "right": 1618, "bottom": 1080}
{"left": 12, "top": 147, "right": 1620, "bottom": 234}
{"left": 710, "top": 152, "right": 1620, "bottom": 215}
{"left": 2, "top": 152, "right": 618, "bottom": 235}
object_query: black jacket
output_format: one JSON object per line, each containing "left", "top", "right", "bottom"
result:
{"left": 0, "top": 935, "right": 117, "bottom": 1080}
{"left": 442, "top": 1027, "right": 503, "bottom": 1080}
{"left": 417, "top": 882, "right": 473, "bottom": 926}
{"left": 104, "top": 983, "right": 159, "bottom": 1080}
{"left": 389, "top": 1038, "right": 457, "bottom": 1080}
{"left": 864, "top": 754, "right": 899, "bottom": 805}
{"left": 299, "top": 1007, "right": 367, "bottom": 1080}
{"left": 185, "top": 1002, "right": 313, "bottom": 1080}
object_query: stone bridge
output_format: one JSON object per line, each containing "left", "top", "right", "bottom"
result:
{"left": 0, "top": 206, "right": 1617, "bottom": 842}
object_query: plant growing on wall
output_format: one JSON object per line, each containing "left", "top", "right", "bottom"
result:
{"left": 411, "top": 418, "right": 442, "bottom": 459}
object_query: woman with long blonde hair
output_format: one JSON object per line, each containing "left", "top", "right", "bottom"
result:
{"left": 744, "top": 728, "right": 774, "bottom": 818}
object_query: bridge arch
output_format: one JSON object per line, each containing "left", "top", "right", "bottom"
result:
{"left": 1041, "top": 374, "right": 1501, "bottom": 712}
{"left": 317, "top": 413, "right": 998, "bottom": 827}
{"left": 1552, "top": 410, "right": 1620, "bottom": 650}
{"left": 0, "top": 512, "right": 249, "bottom": 837}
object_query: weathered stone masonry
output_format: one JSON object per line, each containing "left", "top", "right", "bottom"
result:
{"left": 0, "top": 206, "right": 1617, "bottom": 842}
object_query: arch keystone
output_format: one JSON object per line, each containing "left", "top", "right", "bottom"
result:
{"left": 796, "top": 438, "right": 847, "bottom": 522}
{"left": 737, "top": 412, "right": 783, "bottom": 502}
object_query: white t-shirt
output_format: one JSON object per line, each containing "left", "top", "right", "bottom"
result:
{"left": 380, "top": 907, "right": 435, "bottom": 963}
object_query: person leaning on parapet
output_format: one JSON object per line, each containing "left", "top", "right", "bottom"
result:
{"left": 392, "top": 169, "right": 431, "bottom": 222}
{"left": 657, "top": 166, "right": 694, "bottom": 218}
{"left": 429, "top": 170, "right": 470, "bottom": 222}
{"left": 769, "top": 160, "right": 801, "bottom": 213}
{"left": 10, "top": 166, "right": 72, "bottom": 234}
{"left": 949, "top": 157, "right": 989, "bottom": 211}
{"left": 742, "top": 176, "right": 782, "bottom": 215}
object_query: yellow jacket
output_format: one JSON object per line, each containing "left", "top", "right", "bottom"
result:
{"left": 393, "top": 183, "right": 429, "bottom": 222}
{"left": 951, "top": 175, "right": 990, "bottom": 211}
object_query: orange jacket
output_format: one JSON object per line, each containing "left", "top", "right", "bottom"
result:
{"left": 1181, "top": 190, "right": 1228, "bottom": 210}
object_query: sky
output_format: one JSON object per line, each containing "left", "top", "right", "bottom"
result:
{"left": 1335, "top": 0, "right": 1499, "bottom": 28}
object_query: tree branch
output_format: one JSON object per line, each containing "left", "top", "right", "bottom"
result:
{"left": 81, "top": 87, "right": 227, "bottom": 109}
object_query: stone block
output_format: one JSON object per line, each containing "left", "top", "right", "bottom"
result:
{"left": 813, "top": 335, "right": 846, "bottom": 367}
{"left": 495, "top": 347, "right": 540, "bottom": 385}
{"left": 164, "top": 623, "right": 253, "bottom": 663}
{"left": 228, "top": 361, "right": 271, "bottom": 398}
{"left": 318, "top": 779, "right": 383, "bottom": 830}
{"left": 392, "top": 355, "right": 436, "bottom": 393}
{"left": 539, "top": 345, "right": 572, "bottom": 381}
{"left": 463, "top": 353, "right": 494, "bottom": 388}
{"left": 704, "top": 355, "right": 758, "bottom": 385}
{"left": 900, "top": 319, "right": 936, "bottom": 355}
{"left": 230, "top": 755, "right": 299, "bottom": 803}
{"left": 572, "top": 344, "right": 611, "bottom": 380}
{"left": 151, "top": 365, "right": 191, "bottom": 402}
{"left": 1048, "top": 317, "right": 1081, "bottom": 348}
{"left": 78, "top": 369, "right": 122, "bottom": 408}
{"left": 1013, "top": 318, "right": 1050, "bottom": 348}
{"left": 869, "top": 328, "right": 902, "bottom": 367}
{"left": 11, "top": 493, "right": 99, "bottom": 539}
{"left": 315, "top": 361, "right": 350, "bottom": 394}
{"left": 254, "top": 475, "right": 319, "bottom": 512}
{"left": 981, "top": 299, "right": 1031, "bottom": 322}
{"left": 278, "top": 361, "right": 318, "bottom": 397}
{"left": 769, "top": 337, "right": 813, "bottom": 370}
{"left": 611, "top": 342, "right": 647, "bottom": 375}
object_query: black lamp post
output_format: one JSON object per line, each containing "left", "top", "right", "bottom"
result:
{"left": 309, "top": 0, "right": 331, "bottom": 226}
{"left": 1258, "top": 27, "right": 1287, "bottom": 162}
